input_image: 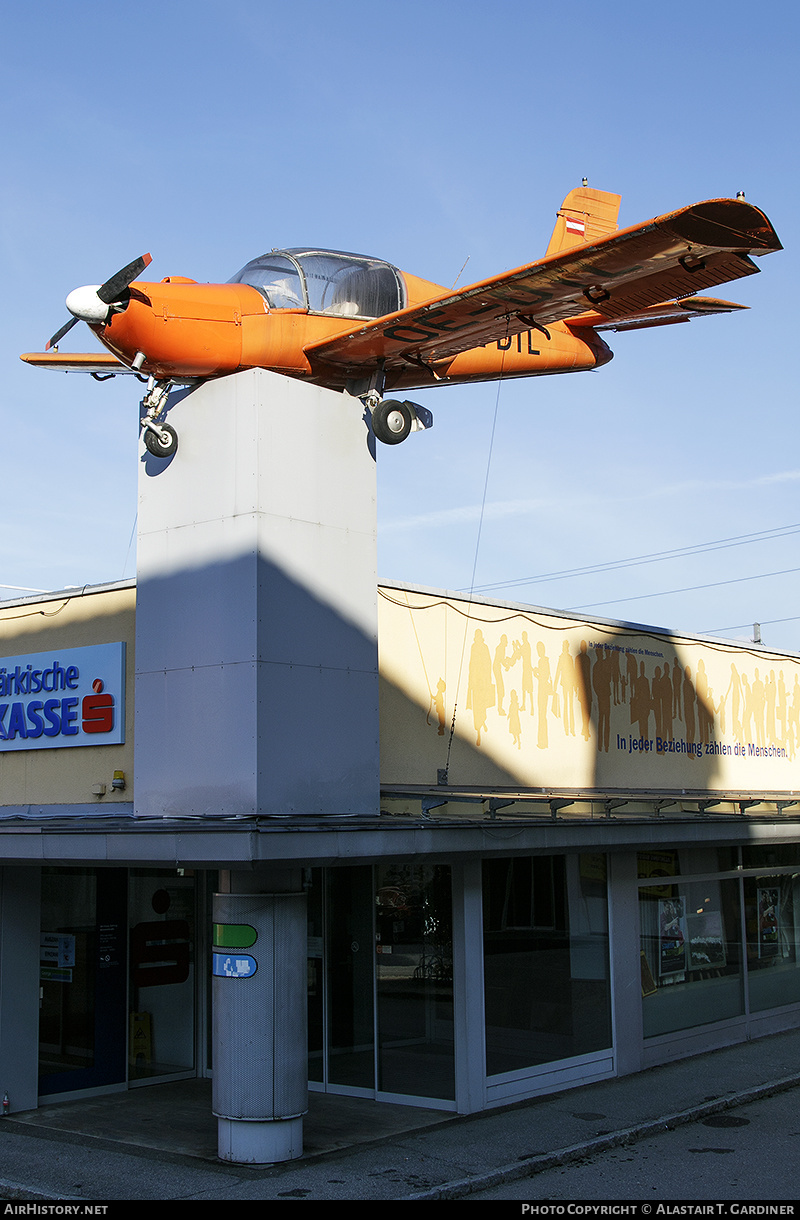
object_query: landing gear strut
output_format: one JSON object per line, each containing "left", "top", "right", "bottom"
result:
{"left": 141, "top": 378, "right": 178, "bottom": 457}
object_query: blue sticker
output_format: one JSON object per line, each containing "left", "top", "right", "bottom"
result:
{"left": 213, "top": 952, "right": 257, "bottom": 979}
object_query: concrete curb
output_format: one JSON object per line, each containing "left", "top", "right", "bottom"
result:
{"left": 0, "top": 1176, "right": 84, "bottom": 1202}
{"left": 403, "top": 1072, "right": 800, "bottom": 1201}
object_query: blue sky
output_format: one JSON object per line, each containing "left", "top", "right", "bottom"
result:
{"left": 2, "top": 0, "right": 798, "bottom": 650}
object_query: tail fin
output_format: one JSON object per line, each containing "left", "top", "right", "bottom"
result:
{"left": 545, "top": 186, "right": 622, "bottom": 257}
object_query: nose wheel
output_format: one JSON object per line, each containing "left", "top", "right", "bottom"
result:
{"left": 141, "top": 378, "right": 178, "bottom": 457}
{"left": 143, "top": 422, "right": 178, "bottom": 457}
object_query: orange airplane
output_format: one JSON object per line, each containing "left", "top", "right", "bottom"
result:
{"left": 21, "top": 186, "right": 781, "bottom": 457}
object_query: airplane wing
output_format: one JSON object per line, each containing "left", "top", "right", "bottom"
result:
{"left": 19, "top": 351, "right": 200, "bottom": 384}
{"left": 304, "top": 198, "right": 780, "bottom": 377}
{"left": 20, "top": 351, "right": 140, "bottom": 376}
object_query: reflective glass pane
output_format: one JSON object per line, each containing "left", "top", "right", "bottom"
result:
{"left": 39, "top": 869, "right": 97, "bottom": 1079}
{"left": 483, "top": 855, "right": 611, "bottom": 1076}
{"left": 307, "top": 868, "right": 324, "bottom": 1083}
{"left": 128, "top": 870, "right": 195, "bottom": 1079}
{"left": 743, "top": 845, "right": 800, "bottom": 869}
{"left": 327, "top": 867, "right": 375, "bottom": 1089}
{"left": 638, "top": 846, "right": 738, "bottom": 880}
{"left": 290, "top": 252, "right": 401, "bottom": 317}
{"left": 639, "top": 878, "right": 744, "bottom": 1036}
{"left": 745, "top": 874, "right": 800, "bottom": 1011}
{"left": 229, "top": 254, "right": 304, "bottom": 309}
{"left": 376, "top": 863, "right": 454, "bottom": 1100}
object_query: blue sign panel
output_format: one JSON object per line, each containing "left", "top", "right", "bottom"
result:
{"left": 213, "top": 952, "right": 258, "bottom": 979}
{"left": 0, "top": 642, "right": 125, "bottom": 751}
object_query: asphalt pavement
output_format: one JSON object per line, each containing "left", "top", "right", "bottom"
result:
{"left": 2, "top": 1027, "right": 800, "bottom": 1202}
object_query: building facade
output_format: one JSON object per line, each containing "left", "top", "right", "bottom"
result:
{"left": 1, "top": 371, "right": 798, "bottom": 1160}
{"left": 1, "top": 577, "right": 799, "bottom": 1130}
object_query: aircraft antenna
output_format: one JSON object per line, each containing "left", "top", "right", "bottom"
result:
{"left": 451, "top": 256, "right": 470, "bottom": 290}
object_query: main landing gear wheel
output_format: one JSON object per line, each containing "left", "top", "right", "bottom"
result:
{"left": 143, "top": 423, "right": 178, "bottom": 458}
{"left": 372, "top": 399, "right": 413, "bottom": 445}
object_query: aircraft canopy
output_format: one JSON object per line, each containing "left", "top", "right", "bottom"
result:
{"left": 229, "top": 249, "right": 405, "bottom": 318}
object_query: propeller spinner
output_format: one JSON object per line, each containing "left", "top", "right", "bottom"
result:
{"left": 46, "top": 254, "right": 152, "bottom": 350}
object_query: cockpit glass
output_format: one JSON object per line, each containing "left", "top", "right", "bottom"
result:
{"left": 228, "top": 254, "right": 304, "bottom": 310}
{"left": 230, "top": 249, "right": 404, "bottom": 318}
{"left": 287, "top": 251, "right": 403, "bottom": 318}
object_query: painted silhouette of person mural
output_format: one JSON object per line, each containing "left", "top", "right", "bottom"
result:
{"left": 533, "top": 642, "right": 553, "bottom": 749}
{"left": 725, "top": 663, "right": 743, "bottom": 740}
{"left": 466, "top": 629, "right": 494, "bottom": 746}
{"left": 683, "top": 665, "right": 697, "bottom": 752}
{"left": 508, "top": 689, "right": 522, "bottom": 750}
{"left": 672, "top": 656, "right": 684, "bottom": 725}
{"left": 576, "top": 640, "right": 592, "bottom": 741}
{"left": 593, "top": 647, "right": 612, "bottom": 752}
{"left": 493, "top": 634, "right": 511, "bottom": 716}
{"left": 553, "top": 640, "right": 577, "bottom": 737}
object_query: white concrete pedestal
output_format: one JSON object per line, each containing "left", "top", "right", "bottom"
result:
{"left": 134, "top": 370, "right": 380, "bottom": 1161}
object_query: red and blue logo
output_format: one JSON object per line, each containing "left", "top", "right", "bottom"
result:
{"left": 0, "top": 643, "right": 125, "bottom": 751}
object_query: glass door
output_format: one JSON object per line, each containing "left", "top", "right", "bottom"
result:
{"left": 128, "top": 869, "right": 196, "bottom": 1082}
{"left": 326, "top": 866, "right": 375, "bottom": 1091}
{"left": 375, "top": 863, "right": 455, "bottom": 1102}
{"left": 39, "top": 868, "right": 128, "bottom": 1096}
{"left": 307, "top": 863, "right": 455, "bottom": 1104}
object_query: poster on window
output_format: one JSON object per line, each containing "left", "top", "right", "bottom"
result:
{"left": 659, "top": 898, "right": 687, "bottom": 976}
{"left": 686, "top": 910, "right": 726, "bottom": 970}
{"left": 757, "top": 888, "right": 781, "bottom": 959}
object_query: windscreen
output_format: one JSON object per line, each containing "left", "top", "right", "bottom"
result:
{"left": 228, "top": 254, "right": 304, "bottom": 310}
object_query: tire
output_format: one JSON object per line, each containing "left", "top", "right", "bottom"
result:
{"left": 372, "top": 399, "right": 413, "bottom": 445}
{"left": 144, "top": 423, "right": 178, "bottom": 458}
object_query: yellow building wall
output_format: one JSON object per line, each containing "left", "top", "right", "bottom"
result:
{"left": 378, "top": 586, "right": 800, "bottom": 796}
{"left": 0, "top": 586, "right": 135, "bottom": 807}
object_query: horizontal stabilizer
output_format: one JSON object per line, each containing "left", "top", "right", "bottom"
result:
{"left": 587, "top": 296, "right": 749, "bottom": 332}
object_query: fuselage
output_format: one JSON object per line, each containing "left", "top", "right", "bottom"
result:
{"left": 92, "top": 248, "right": 613, "bottom": 390}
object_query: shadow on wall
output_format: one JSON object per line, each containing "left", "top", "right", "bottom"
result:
{"left": 134, "top": 551, "right": 380, "bottom": 817}
{"left": 377, "top": 595, "right": 799, "bottom": 795}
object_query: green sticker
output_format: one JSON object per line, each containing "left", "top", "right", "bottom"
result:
{"left": 213, "top": 923, "right": 257, "bottom": 949}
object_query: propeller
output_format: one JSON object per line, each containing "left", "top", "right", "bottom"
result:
{"left": 46, "top": 253, "right": 152, "bottom": 350}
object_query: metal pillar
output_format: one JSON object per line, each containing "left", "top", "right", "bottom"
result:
{"left": 212, "top": 889, "right": 307, "bottom": 1163}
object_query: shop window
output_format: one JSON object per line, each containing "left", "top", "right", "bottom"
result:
{"left": 742, "top": 845, "right": 800, "bottom": 870}
{"left": 483, "top": 855, "right": 611, "bottom": 1077}
{"left": 744, "top": 873, "right": 800, "bottom": 1011}
{"left": 639, "top": 878, "right": 744, "bottom": 1037}
{"left": 637, "top": 847, "right": 738, "bottom": 881}
{"left": 375, "top": 863, "right": 454, "bottom": 1101}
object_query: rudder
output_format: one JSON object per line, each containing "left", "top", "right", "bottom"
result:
{"left": 546, "top": 186, "right": 622, "bottom": 257}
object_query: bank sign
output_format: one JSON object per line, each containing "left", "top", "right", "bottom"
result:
{"left": 0, "top": 642, "right": 125, "bottom": 751}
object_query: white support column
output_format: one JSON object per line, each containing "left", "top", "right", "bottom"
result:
{"left": 134, "top": 368, "right": 379, "bottom": 820}
{"left": 134, "top": 371, "right": 380, "bottom": 1162}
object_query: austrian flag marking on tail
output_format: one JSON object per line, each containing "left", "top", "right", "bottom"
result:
{"left": 565, "top": 216, "right": 586, "bottom": 235}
